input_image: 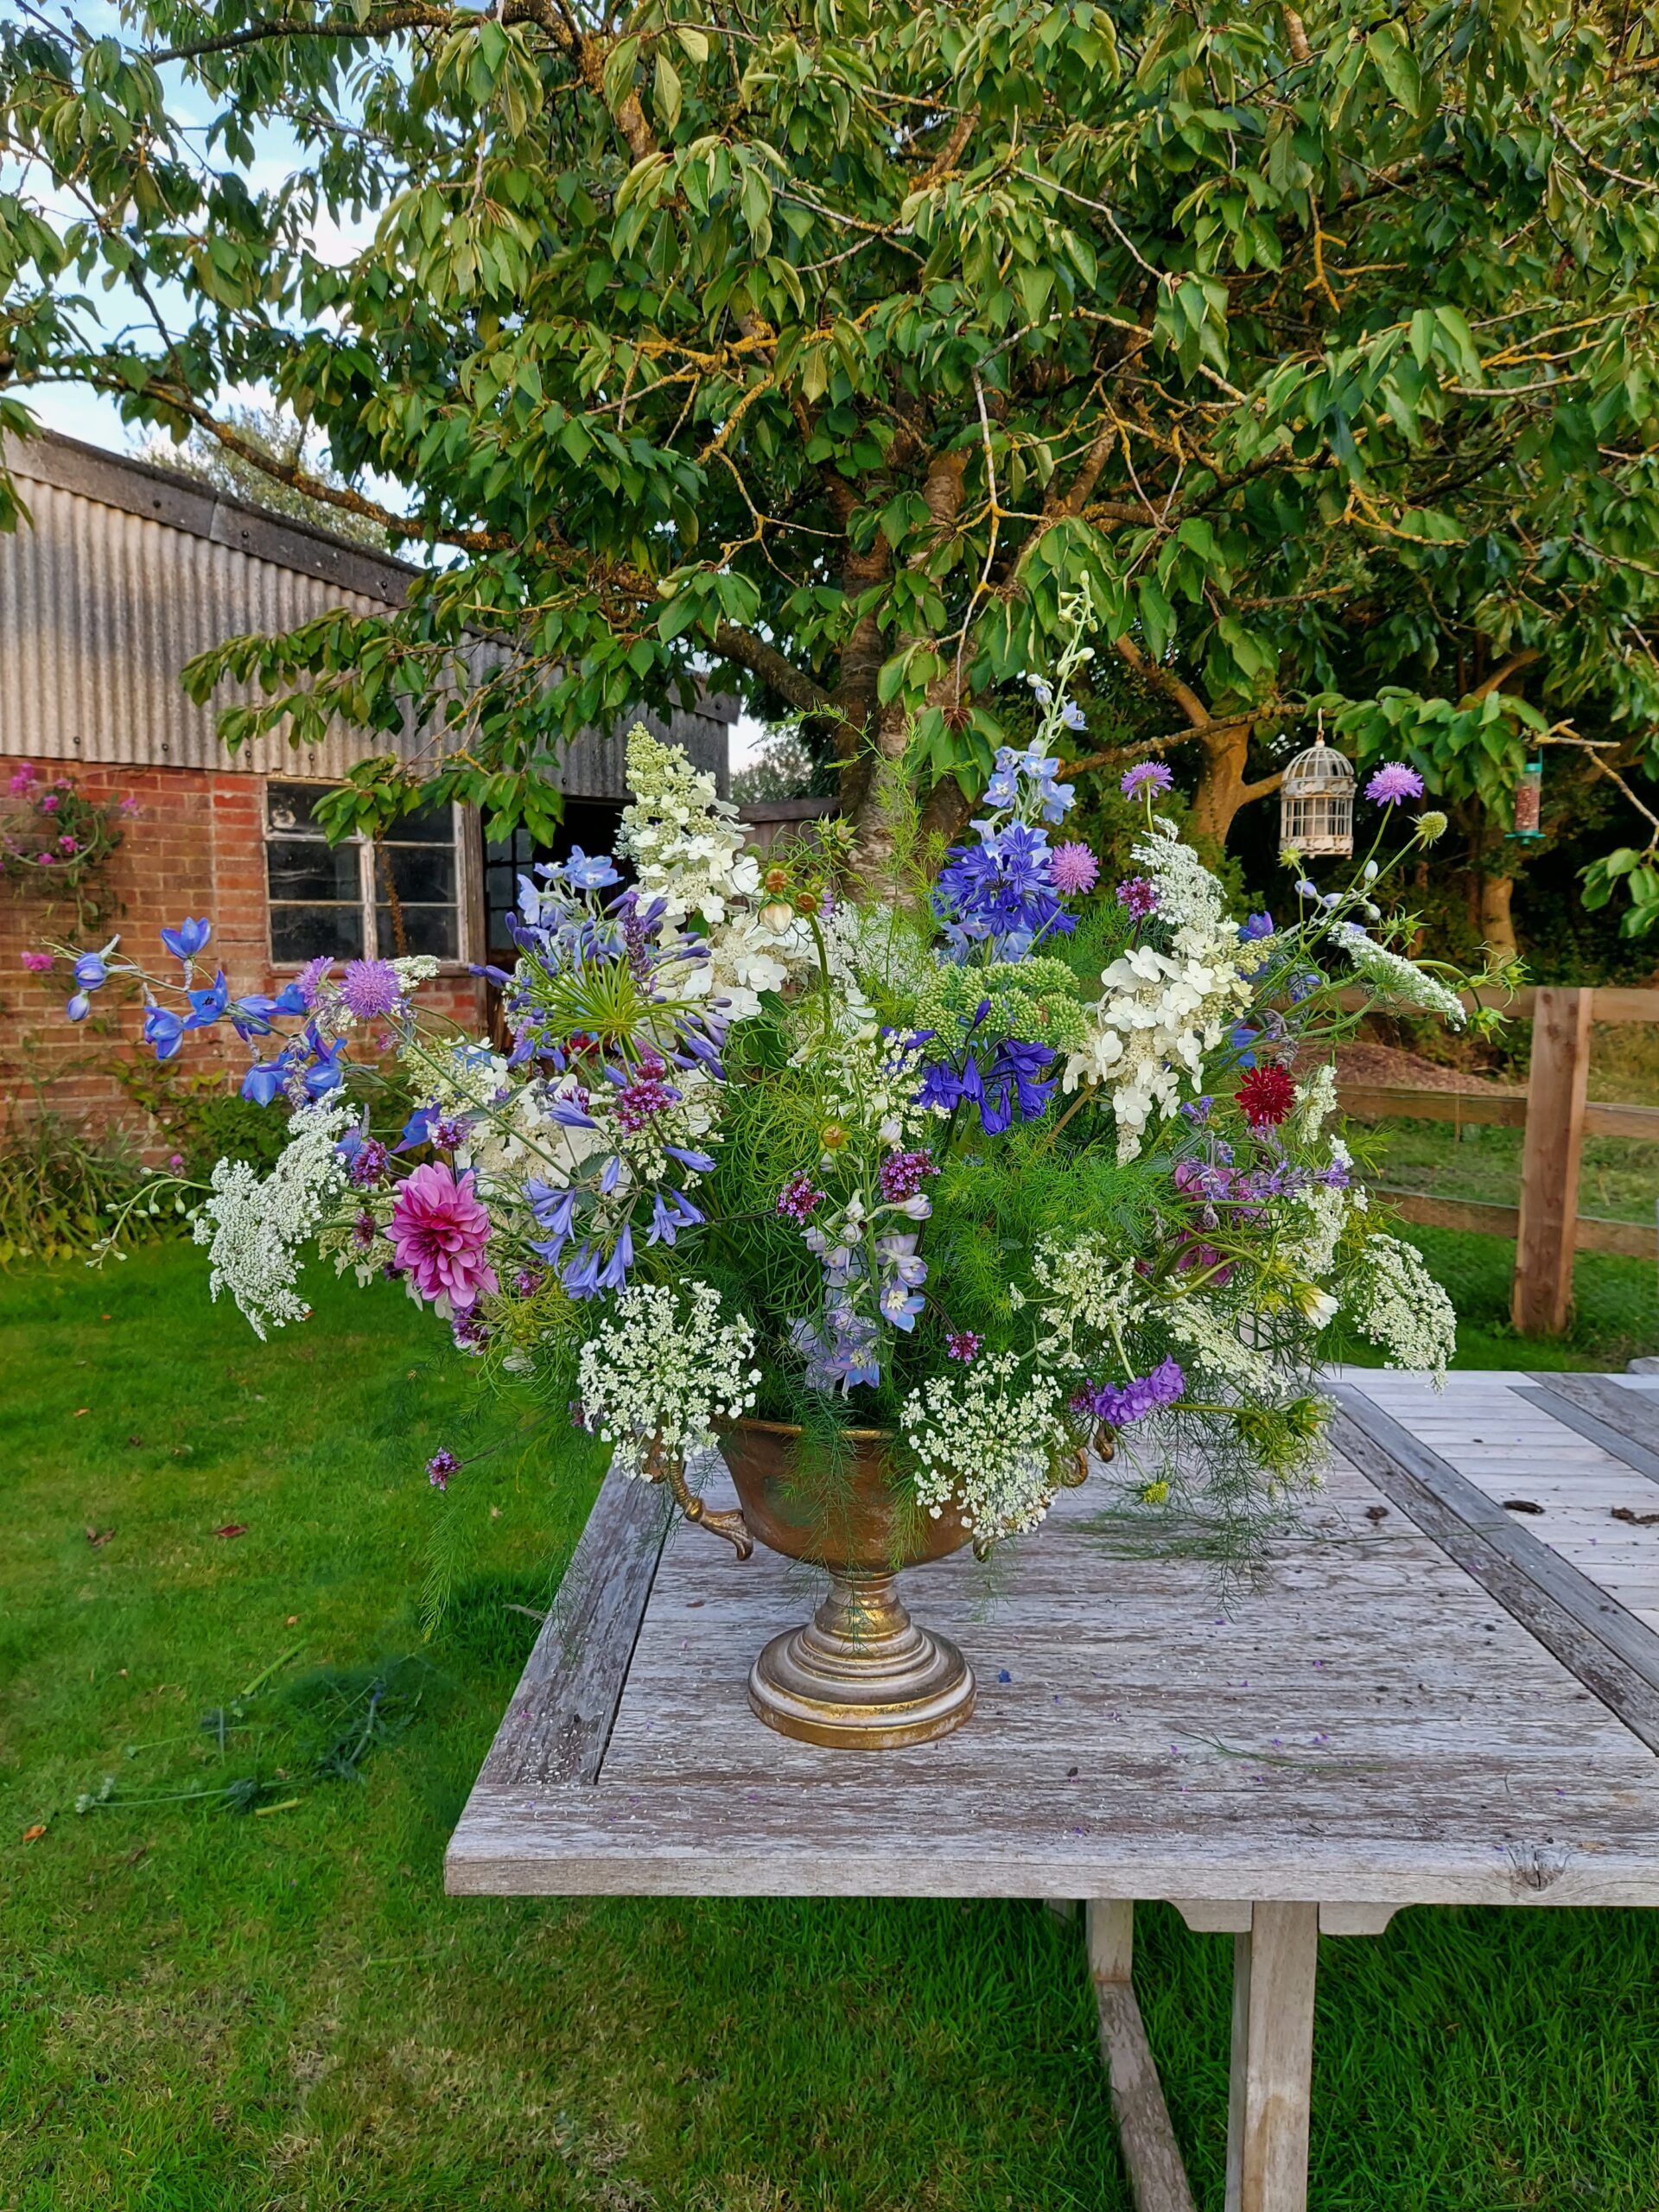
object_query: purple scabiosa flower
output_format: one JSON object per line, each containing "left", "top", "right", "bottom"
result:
{"left": 1121, "top": 760, "right": 1173, "bottom": 798}
{"left": 338, "top": 957, "right": 404, "bottom": 1020}
{"left": 426, "top": 1448, "right": 459, "bottom": 1491}
{"left": 945, "top": 1331, "right": 982, "bottom": 1363}
{"left": 878, "top": 1149, "right": 938, "bottom": 1204}
{"left": 1116, "top": 876, "right": 1158, "bottom": 921}
{"left": 294, "top": 956, "right": 334, "bottom": 1007}
{"left": 349, "top": 1139, "right": 390, "bottom": 1188}
{"left": 1050, "top": 842, "right": 1098, "bottom": 895}
{"left": 1079, "top": 1356, "right": 1186, "bottom": 1428}
{"left": 1365, "top": 761, "right": 1424, "bottom": 806}
{"left": 777, "top": 1172, "right": 825, "bottom": 1222}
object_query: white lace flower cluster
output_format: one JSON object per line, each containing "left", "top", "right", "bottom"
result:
{"left": 576, "top": 1280, "right": 760, "bottom": 1478}
{"left": 1026, "top": 1234, "right": 1146, "bottom": 1359}
{"left": 619, "top": 725, "right": 761, "bottom": 927}
{"left": 900, "top": 1352, "right": 1071, "bottom": 1541}
{"left": 1338, "top": 926, "right": 1466, "bottom": 1027}
{"left": 1161, "top": 1292, "right": 1274, "bottom": 1394}
{"left": 1137, "top": 818, "right": 1236, "bottom": 956}
{"left": 193, "top": 1098, "right": 353, "bottom": 1339}
{"left": 1348, "top": 1233, "right": 1457, "bottom": 1379}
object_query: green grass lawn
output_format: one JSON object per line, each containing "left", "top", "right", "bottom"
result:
{"left": 5, "top": 1243, "right": 1659, "bottom": 2210}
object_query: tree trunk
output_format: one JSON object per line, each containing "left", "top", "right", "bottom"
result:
{"left": 1479, "top": 869, "right": 1516, "bottom": 959}
{"left": 1185, "top": 720, "right": 1277, "bottom": 857}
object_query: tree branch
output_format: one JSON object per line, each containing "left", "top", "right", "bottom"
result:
{"left": 711, "top": 621, "right": 832, "bottom": 716}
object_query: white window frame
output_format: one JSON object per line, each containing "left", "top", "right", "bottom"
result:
{"left": 264, "top": 779, "right": 476, "bottom": 968}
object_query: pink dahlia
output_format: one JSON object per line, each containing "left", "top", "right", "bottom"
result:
{"left": 389, "top": 1162, "right": 499, "bottom": 1311}
{"left": 1050, "top": 841, "right": 1098, "bottom": 895}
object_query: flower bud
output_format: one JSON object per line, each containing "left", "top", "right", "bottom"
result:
{"left": 1417, "top": 810, "right": 1448, "bottom": 842}
{"left": 820, "top": 1122, "right": 847, "bottom": 1151}
{"left": 792, "top": 889, "right": 819, "bottom": 917}
{"left": 763, "top": 867, "right": 789, "bottom": 893}
{"left": 758, "top": 899, "right": 794, "bottom": 935}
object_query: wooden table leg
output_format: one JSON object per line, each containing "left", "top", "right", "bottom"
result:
{"left": 1224, "top": 1902, "right": 1319, "bottom": 2212}
{"left": 1087, "top": 1900, "right": 1198, "bottom": 2212}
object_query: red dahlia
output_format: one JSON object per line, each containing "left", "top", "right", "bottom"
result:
{"left": 1235, "top": 1064, "right": 1297, "bottom": 1129}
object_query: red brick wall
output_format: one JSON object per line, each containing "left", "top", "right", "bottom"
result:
{"left": 2, "top": 757, "right": 486, "bottom": 1144}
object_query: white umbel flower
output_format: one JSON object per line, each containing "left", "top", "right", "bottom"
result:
{"left": 1348, "top": 1234, "right": 1457, "bottom": 1380}
{"left": 1338, "top": 926, "right": 1466, "bottom": 1027}
{"left": 899, "top": 1353, "right": 1071, "bottom": 1541}
{"left": 193, "top": 1098, "right": 353, "bottom": 1339}
{"left": 577, "top": 1280, "right": 760, "bottom": 1478}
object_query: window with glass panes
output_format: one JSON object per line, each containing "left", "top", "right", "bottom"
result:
{"left": 265, "top": 782, "right": 465, "bottom": 963}
{"left": 482, "top": 799, "right": 626, "bottom": 965}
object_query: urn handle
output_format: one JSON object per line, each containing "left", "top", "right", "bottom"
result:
{"left": 656, "top": 1443, "right": 754, "bottom": 1560}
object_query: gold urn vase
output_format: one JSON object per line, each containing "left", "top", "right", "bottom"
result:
{"left": 715, "top": 1418, "right": 976, "bottom": 1751}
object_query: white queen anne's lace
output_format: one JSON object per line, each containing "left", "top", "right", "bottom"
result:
{"left": 577, "top": 1280, "right": 760, "bottom": 1478}
{"left": 1338, "top": 926, "right": 1466, "bottom": 1027}
{"left": 900, "top": 1353, "right": 1071, "bottom": 1541}
{"left": 1349, "top": 1234, "right": 1457, "bottom": 1379}
{"left": 192, "top": 1098, "right": 354, "bottom": 1339}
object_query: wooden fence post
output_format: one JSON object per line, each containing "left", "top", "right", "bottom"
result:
{"left": 1511, "top": 987, "right": 1592, "bottom": 1335}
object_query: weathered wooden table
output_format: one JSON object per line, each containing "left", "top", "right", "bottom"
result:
{"left": 448, "top": 1372, "right": 1659, "bottom": 2212}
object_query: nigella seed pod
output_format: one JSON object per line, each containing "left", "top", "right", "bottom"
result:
{"left": 758, "top": 899, "right": 794, "bottom": 935}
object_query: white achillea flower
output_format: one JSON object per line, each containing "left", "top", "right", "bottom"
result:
{"left": 619, "top": 725, "right": 761, "bottom": 926}
{"left": 577, "top": 1280, "right": 760, "bottom": 1478}
{"left": 193, "top": 1098, "right": 353, "bottom": 1338}
{"left": 1349, "top": 1235, "right": 1457, "bottom": 1379}
{"left": 900, "top": 1353, "right": 1071, "bottom": 1541}
{"left": 1338, "top": 927, "right": 1466, "bottom": 1027}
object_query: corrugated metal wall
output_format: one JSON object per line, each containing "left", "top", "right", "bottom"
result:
{"left": 0, "top": 431, "right": 733, "bottom": 795}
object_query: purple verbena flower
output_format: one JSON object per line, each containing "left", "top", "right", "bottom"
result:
{"left": 349, "top": 1139, "right": 390, "bottom": 1188}
{"left": 1116, "top": 876, "right": 1158, "bottom": 921}
{"left": 613, "top": 1053, "right": 677, "bottom": 1131}
{"left": 777, "top": 1172, "right": 826, "bottom": 1222}
{"left": 426, "top": 1448, "right": 459, "bottom": 1491}
{"left": 338, "top": 957, "right": 404, "bottom": 1020}
{"left": 1365, "top": 761, "right": 1425, "bottom": 806}
{"left": 512, "top": 1268, "right": 543, "bottom": 1297}
{"left": 878, "top": 1149, "right": 938, "bottom": 1204}
{"left": 945, "top": 1331, "right": 982, "bottom": 1363}
{"left": 352, "top": 1211, "right": 378, "bottom": 1249}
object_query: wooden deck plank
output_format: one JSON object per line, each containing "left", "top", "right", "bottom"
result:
{"left": 1523, "top": 1376, "right": 1659, "bottom": 1483}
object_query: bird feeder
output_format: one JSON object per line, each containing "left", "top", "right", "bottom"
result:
{"left": 1508, "top": 756, "right": 1544, "bottom": 842}
{"left": 1278, "top": 735, "right": 1355, "bottom": 859}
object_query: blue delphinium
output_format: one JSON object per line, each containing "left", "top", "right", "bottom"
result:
{"left": 932, "top": 743, "right": 1082, "bottom": 962}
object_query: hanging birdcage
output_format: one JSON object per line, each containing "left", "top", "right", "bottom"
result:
{"left": 1279, "top": 735, "right": 1355, "bottom": 859}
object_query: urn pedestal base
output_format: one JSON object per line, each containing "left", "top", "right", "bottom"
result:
{"left": 747, "top": 1569, "right": 976, "bottom": 1749}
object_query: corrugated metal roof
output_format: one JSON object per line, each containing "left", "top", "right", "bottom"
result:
{"left": 0, "top": 429, "right": 734, "bottom": 795}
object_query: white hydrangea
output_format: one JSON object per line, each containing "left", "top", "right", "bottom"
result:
{"left": 576, "top": 1280, "right": 760, "bottom": 1478}
{"left": 192, "top": 1098, "right": 353, "bottom": 1339}
{"left": 701, "top": 905, "right": 819, "bottom": 1022}
{"left": 899, "top": 1352, "right": 1072, "bottom": 1541}
{"left": 1063, "top": 940, "right": 1251, "bottom": 1160}
{"left": 1349, "top": 1234, "right": 1457, "bottom": 1379}
{"left": 618, "top": 725, "right": 761, "bottom": 926}
{"left": 1338, "top": 926, "right": 1466, "bottom": 1027}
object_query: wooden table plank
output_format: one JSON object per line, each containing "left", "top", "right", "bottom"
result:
{"left": 1526, "top": 1374, "right": 1659, "bottom": 1480}
{"left": 448, "top": 1418, "right": 1659, "bottom": 1905}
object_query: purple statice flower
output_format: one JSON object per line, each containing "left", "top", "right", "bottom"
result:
{"left": 1078, "top": 1356, "right": 1186, "bottom": 1428}
{"left": 945, "top": 1331, "right": 982, "bottom": 1363}
{"left": 426, "top": 1448, "right": 459, "bottom": 1491}
{"left": 294, "top": 956, "right": 334, "bottom": 1008}
{"left": 613, "top": 1053, "right": 677, "bottom": 1131}
{"left": 351, "top": 1211, "right": 378, "bottom": 1249}
{"left": 879, "top": 1149, "right": 938, "bottom": 1204}
{"left": 1180, "top": 1095, "right": 1214, "bottom": 1126}
{"left": 1050, "top": 841, "right": 1098, "bottom": 895}
{"left": 1116, "top": 877, "right": 1158, "bottom": 921}
{"left": 1366, "top": 761, "right": 1424, "bottom": 806}
{"left": 777, "top": 1172, "right": 825, "bottom": 1222}
{"left": 339, "top": 957, "right": 404, "bottom": 1020}
{"left": 349, "top": 1139, "right": 390, "bottom": 1188}
{"left": 1121, "top": 760, "right": 1173, "bottom": 798}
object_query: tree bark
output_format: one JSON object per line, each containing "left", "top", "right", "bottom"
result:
{"left": 1479, "top": 868, "right": 1517, "bottom": 959}
{"left": 1186, "top": 721, "right": 1281, "bottom": 855}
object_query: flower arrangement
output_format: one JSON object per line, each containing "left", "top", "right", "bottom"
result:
{"left": 3, "top": 763, "right": 134, "bottom": 931}
{"left": 42, "top": 604, "right": 1478, "bottom": 1564}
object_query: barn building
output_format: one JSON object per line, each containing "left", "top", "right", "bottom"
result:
{"left": 0, "top": 429, "right": 735, "bottom": 1134}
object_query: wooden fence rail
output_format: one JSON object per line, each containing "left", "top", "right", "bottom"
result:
{"left": 1335, "top": 982, "right": 1659, "bottom": 1335}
